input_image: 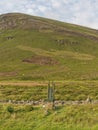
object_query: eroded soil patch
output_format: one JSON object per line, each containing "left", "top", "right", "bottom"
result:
{"left": 22, "top": 55, "right": 58, "bottom": 65}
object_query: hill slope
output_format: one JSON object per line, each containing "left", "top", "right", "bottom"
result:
{"left": 0, "top": 13, "right": 98, "bottom": 81}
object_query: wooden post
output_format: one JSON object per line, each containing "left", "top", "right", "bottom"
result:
{"left": 47, "top": 81, "right": 55, "bottom": 109}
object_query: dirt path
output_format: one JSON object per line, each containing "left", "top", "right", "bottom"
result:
{"left": 0, "top": 81, "right": 47, "bottom": 87}
{"left": 0, "top": 80, "right": 98, "bottom": 87}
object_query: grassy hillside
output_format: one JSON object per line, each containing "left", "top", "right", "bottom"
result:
{"left": 0, "top": 13, "right": 98, "bottom": 130}
{"left": 0, "top": 13, "right": 98, "bottom": 81}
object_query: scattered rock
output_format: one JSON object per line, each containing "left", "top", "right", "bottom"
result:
{"left": 6, "top": 36, "right": 14, "bottom": 40}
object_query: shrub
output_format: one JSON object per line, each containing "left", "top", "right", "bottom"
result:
{"left": 7, "top": 106, "right": 14, "bottom": 114}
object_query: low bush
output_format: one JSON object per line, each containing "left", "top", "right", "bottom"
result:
{"left": 6, "top": 106, "right": 14, "bottom": 114}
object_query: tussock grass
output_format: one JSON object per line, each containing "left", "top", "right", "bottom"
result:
{"left": 0, "top": 81, "right": 98, "bottom": 101}
{"left": 0, "top": 104, "right": 98, "bottom": 130}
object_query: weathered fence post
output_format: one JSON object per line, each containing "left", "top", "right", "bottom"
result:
{"left": 48, "top": 81, "right": 55, "bottom": 102}
{"left": 47, "top": 81, "right": 55, "bottom": 109}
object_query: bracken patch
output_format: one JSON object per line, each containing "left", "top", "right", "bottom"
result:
{"left": 22, "top": 55, "right": 58, "bottom": 65}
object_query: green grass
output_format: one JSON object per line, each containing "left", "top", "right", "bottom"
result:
{"left": 0, "top": 104, "right": 98, "bottom": 130}
{"left": 0, "top": 81, "right": 98, "bottom": 101}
